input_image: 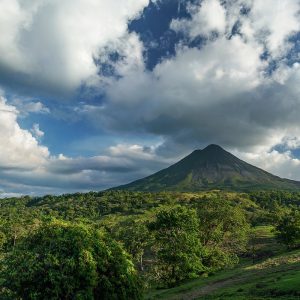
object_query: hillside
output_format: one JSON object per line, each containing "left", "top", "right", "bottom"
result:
{"left": 115, "top": 145, "right": 300, "bottom": 192}
{"left": 146, "top": 226, "right": 300, "bottom": 300}
{"left": 1, "top": 190, "right": 299, "bottom": 299}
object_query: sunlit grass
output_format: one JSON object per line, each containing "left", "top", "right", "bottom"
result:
{"left": 246, "top": 252, "right": 300, "bottom": 270}
{"left": 145, "top": 225, "right": 300, "bottom": 300}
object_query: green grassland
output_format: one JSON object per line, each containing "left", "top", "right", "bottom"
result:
{"left": 146, "top": 226, "right": 300, "bottom": 300}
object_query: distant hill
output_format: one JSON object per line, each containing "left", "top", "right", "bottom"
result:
{"left": 114, "top": 144, "right": 300, "bottom": 192}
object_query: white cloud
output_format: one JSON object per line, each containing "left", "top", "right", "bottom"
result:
{"left": 280, "top": 136, "right": 300, "bottom": 150}
{"left": 171, "top": 0, "right": 227, "bottom": 38}
{"left": 98, "top": 32, "right": 145, "bottom": 78}
{"left": 0, "top": 143, "right": 170, "bottom": 195}
{"left": 0, "top": 0, "right": 149, "bottom": 94}
{"left": 0, "top": 97, "right": 169, "bottom": 194}
{"left": 11, "top": 98, "right": 50, "bottom": 115}
{"left": 91, "top": 1, "right": 300, "bottom": 159}
{"left": 101, "top": 35, "right": 267, "bottom": 149}
{"left": 245, "top": 0, "right": 300, "bottom": 58}
{"left": 31, "top": 123, "right": 44, "bottom": 138}
{"left": 0, "top": 0, "right": 40, "bottom": 72}
{"left": 237, "top": 149, "right": 300, "bottom": 181}
{"left": 172, "top": 0, "right": 299, "bottom": 59}
{"left": 223, "top": 0, "right": 300, "bottom": 59}
{"left": 109, "top": 143, "right": 160, "bottom": 161}
{"left": 0, "top": 96, "right": 49, "bottom": 170}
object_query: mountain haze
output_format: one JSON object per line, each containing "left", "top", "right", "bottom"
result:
{"left": 114, "top": 145, "right": 300, "bottom": 192}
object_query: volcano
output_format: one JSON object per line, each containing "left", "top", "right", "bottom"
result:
{"left": 114, "top": 144, "right": 300, "bottom": 192}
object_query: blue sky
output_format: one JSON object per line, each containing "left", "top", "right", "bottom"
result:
{"left": 0, "top": 0, "right": 300, "bottom": 196}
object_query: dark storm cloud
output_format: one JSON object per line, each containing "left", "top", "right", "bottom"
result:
{"left": 90, "top": 38, "right": 298, "bottom": 154}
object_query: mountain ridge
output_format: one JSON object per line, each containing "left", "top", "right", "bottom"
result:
{"left": 113, "top": 144, "right": 300, "bottom": 192}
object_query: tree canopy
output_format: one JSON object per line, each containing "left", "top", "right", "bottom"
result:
{"left": 149, "top": 205, "right": 204, "bottom": 287}
{"left": 275, "top": 210, "right": 300, "bottom": 249}
{"left": 195, "top": 196, "right": 250, "bottom": 270}
{"left": 1, "top": 220, "right": 142, "bottom": 300}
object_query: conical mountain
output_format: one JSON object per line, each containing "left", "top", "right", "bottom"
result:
{"left": 115, "top": 144, "right": 300, "bottom": 192}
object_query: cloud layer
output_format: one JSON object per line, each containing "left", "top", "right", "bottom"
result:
{"left": 0, "top": 0, "right": 300, "bottom": 195}
{"left": 0, "top": 95, "right": 170, "bottom": 195}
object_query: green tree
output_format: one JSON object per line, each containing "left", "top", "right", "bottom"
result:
{"left": 0, "top": 219, "right": 7, "bottom": 252}
{"left": 275, "top": 210, "right": 300, "bottom": 249}
{"left": 196, "top": 197, "right": 250, "bottom": 270}
{"left": 149, "top": 205, "right": 204, "bottom": 287}
{"left": 1, "top": 220, "right": 142, "bottom": 300}
{"left": 115, "top": 218, "right": 150, "bottom": 272}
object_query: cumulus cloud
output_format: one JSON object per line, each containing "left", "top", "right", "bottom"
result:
{"left": 99, "top": 35, "right": 268, "bottom": 149}
{"left": 0, "top": 96, "right": 49, "bottom": 170}
{"left": 31, "top": 123, "right": 44, "bottom": 138}
{"left": 97, "top": 32, "right": 145, "bottom": 78}
{"left": 0, "top": 0, "right": 149, "bottom": 95}
{"left": 0, "top": 144, "right": 170, "bottom": 195}
{"left": 0, "top": 95, "right": 169, "bottom": 195}
{"left": 243, "top": 0, "right": 300, "bottom": 58}
{"left": 280, "top": 136, "right": 300, "bottom": 150}
{"left": 88, "top": 0, "right": 300, "bottom": 155}
{"left": 237, "top": 149, "right": 300, "bottom": 181}
{"left": 0, "top": 96, "right": 169, "bottom": 194}
{"left": 171, "top": 0, "right": 227, "bottom": 38}
{"left": 11, "top": 98, "right": 50, "bottom": 115}
{"left": 172, "top": 0, "right": 299, "bottom": 58}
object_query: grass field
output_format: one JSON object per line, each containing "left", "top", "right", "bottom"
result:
{"left": 145, "top": 226, "right": 300, "bottom": 300}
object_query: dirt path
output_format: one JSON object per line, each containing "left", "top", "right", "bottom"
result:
{"left": 168, "top": 276, "right": 243, "bottom": 300}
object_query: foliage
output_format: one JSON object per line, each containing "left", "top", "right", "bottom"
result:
{"left": 113, "top": 217, "right": 151, "bottom": 271}
{"left": 195, "top": 196, "right": 250, "bottom": 270}
{"left": 0, "top": 220, "right": 142, "bottom": 300}
{"left": 249, "top": 191, "right": 300, "bottom": 209}
{"left": 148, "top": 205, "right": 204, "bottom": 287}
{"left": 0, "top": 189, "right": 299, "bottom": 297}
{"left": 275, "top": 210, "right": 300, "bottom": 249}
{"left": 145, "top": 228, "right": 300, "bottom": 300}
